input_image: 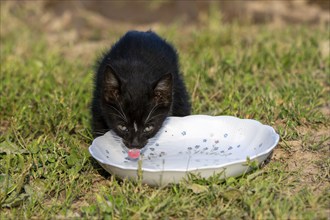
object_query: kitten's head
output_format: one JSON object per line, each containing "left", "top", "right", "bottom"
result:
{"left": 100, "top": 65, "right": 172, "bottom": 149}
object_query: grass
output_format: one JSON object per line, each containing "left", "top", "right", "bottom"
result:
{"left": 1, "top": 3, "right": 329, "bottom": 219}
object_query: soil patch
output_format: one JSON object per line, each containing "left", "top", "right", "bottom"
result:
{"left": 273, "top": 126, "right": 330, "bottom": 194}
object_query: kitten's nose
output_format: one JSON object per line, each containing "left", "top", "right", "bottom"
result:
{"left": 130, "top": 137, "right": 140, "bottom": 149}
{"left": 129, "top": 137, "right": 145, "bottom": 149}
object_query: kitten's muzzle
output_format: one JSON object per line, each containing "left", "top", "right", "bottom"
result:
{"left": 123, "top": 138, "right": 147, "bottom": 150}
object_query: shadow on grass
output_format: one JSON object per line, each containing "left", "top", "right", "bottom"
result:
{"left": 89, "top": 156, "right": 111, "bottom": 179}
{"left": 260, "top": 151, "right": 274, "bottom": 168}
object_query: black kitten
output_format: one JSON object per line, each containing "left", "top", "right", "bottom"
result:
{"left": 91, "top": 30, "right": 191, "bottom": 149}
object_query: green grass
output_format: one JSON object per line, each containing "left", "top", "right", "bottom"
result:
{"left": 1, "top": 3, "right": 329, "bottom": 219}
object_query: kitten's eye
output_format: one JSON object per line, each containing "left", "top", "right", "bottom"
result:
{"left": 117, "top": 124, "right": 128, "bottom": 132}
{"left": 144, "top": 125, "right": 154, "bottom": 133}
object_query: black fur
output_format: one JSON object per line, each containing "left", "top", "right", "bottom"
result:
{"left": 91, "top": 30, "right": 191, "bottom": 149}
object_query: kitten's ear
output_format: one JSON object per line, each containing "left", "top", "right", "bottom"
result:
{"left": 153, "top": 73, "right": 172, "bottom": 105}
{"left": 103, "top": 65, "right": 120, "bottom": 102}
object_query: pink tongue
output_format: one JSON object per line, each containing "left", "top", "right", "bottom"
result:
{"left": 128, "top": 149, "right": 140, "bottom": 159}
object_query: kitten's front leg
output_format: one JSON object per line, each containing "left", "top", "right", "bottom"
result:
{"left": 91, "top": 96, "right": 110, "bottom": 137}
{"left": 91, "top": 114, "right": 109, "bottom": 138}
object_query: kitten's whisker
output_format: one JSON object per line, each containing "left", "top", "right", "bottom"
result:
{"left": 146, "top": 113, "right": 165, "bottom": 123}
{"left": 116, "top": 101, "right": 128, "bottom": 122}
{"left": 93, "top": 128, "right": 109, "bottom": 133}
{"left": 107, "top": 104, "right": 123, "bottom": 117}
{"left": 93, "top": 131, "right": 109, "bottom": 136}
{"left": 107, "top": 104, "right": 127, "bottom": 123}
{"left": 108, "top": 112, "right": 127, "bottom": 122}
{"left": 144, "top": 102, "right": 167, "bottom": 124}
{"left": 108, "top": 98, "right": 128, "bottom": 123}
{"left": 94, "top": 130, "right": 108, "bottom": 133}
{"left": 144, "top": 105, "right": 157, "bottom": 124}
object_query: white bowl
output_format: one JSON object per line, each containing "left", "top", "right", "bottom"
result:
{"left": 89, "top": 115, "right": 280, "bottom": 186}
